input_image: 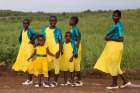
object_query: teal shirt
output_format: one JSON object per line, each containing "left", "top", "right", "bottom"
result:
{"left": 71, "top": 26, "right": 81, "bottom": 42}
{"left": 106, "top": 21, "right": 124, "bottom": 40}
{"left": 70, "top": 26, "right": 81, "bottom": 56}
{"left": 18, "top": 27, "right": 37, "bottom": 44}
{"left": 41, "top": 26, "right": 63, "bottom": 44}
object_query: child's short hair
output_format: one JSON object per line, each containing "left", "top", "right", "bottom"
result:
{"left": 30, "top": 36, "right": 37, "bottom": 45}
{"left": 37, "top": 34, "right": 45, "bottom": 39}
{"left": 49, "top": 16, "right": 57, "bottom": 21}
{"left": 113, "top": 10, "right": 121, "bottom": 17}
{"left": 23, "top": 18, "right": 31, "bottom": 23}
{"left": 65, "top": 31, "right": 71, "bottom": 36}
{"left": 71, "top": 16, "right": 79, "bottom": 24}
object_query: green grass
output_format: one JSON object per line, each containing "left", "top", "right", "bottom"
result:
{"left": 0, "top": 9, "right": 140, "bottom": 72}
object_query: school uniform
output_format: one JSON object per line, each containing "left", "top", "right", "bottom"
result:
{"left": 42, "top": 27, "right": 62, "bottom": 75}
{"left": 94, "top": 21, "right": 124, "bottom": 76}
{"left": 33, "top": 45, "right": 48, "bottom": 77}
{"left": 70, "top": 26, "right": 81, "bottom": 72}
{"left": 12, "top": 28, "right": 37, "bottom": 72}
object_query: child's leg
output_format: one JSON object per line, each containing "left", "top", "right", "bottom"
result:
{"left": 27, "top": 74, "right": 33, "bottom": 81}
{"left": 34, "top": 75, "right": 42, "bottom": 87}
{"left": 106, "top": 76, "right": 119, "bottom": 89}
{"left": 119, "top": 74, "right": 131, "bottom": 88}
{"left": 38, "top": 75, "right": 42, "bottom": 85}
{"left": 53, "top": 58, "right": 60, "bottom": 85}
{"left": 120, "top": 74, "right": 128, "bottom": 85}
{"left": 48, "top": 71, "right": 52, "bottom": 81}
{"left": 54, "top": 74, "right": 59, "bottom": 82}
{"left": 76, "top": 71, "right": 81, "bottom": 81}
{"left": 70, "top": 72, "right": 74, "bottom": 83}
{"left": 111, "top": 76, "right": 118, "bottom": 86}
{"left": 43, "top": 76, "right": 54, "bottom": 88}
{"left": 22, "top": 73, "right": 33, "bottom": 85}
{"left": 64, "top": 71, "right": 68, "bottom": 83}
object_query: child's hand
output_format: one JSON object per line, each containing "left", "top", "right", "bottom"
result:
{"left": 56, "top": 51, "right": 60, "bottom": 59}
{"left": 69, "top": 56, "right": 73, "bottom": 62}
{"left": 74, "top": 54, "right": 78, "bottom": 58}
{"left": 27, "top": 58, "right": 30, "bottom": 61}
{"left": 61, "top": 51, "right": 63, "bottom": 56}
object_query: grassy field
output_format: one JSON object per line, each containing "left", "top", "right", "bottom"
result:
{"left": 0, "top": 9, "right": 140, "bottom": 74}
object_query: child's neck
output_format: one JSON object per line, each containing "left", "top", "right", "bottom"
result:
{"left": 49, "top": 26, "right": 56, "bottom": 29}
{"left": 72, "top": 25, "right": 77, "bottom": 27}
{"left": 24, "top": 27, "right": 29, "bottom": 31}
{"left": 114, "top": 20, "right": 120, "bottom": 24}
{"left": 38, "top": 44, "right": 44, "bottom": 46}
{"left": 66, "top": 41, "right": 70, "bottom": 44}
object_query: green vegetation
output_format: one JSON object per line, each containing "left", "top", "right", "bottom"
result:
{"left": 0, "top": 9, "right": 140, "bottom": 73}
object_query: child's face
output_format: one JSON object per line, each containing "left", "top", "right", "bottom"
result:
{"left": 38, "top": 37, "right": 44, "bottom": 45}
{"left": 23, "top": 20, "right": 30, "bottom": 30}
{"left": 65, "top": 33, "right": 71, "bottom": 42}
{"left": 49, "top": 17, "right": 57, "bottom": 28}
{"left": 112, "top": 13, "right": 120, "bottom": 23}
{"left": 69, "top": 18, "right": 75, "bottom": 26}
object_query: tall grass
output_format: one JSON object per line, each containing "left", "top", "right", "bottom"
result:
{"left": 0, "top": 9, "right": 140, "bottom": 72}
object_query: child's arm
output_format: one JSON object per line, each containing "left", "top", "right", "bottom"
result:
{"left": 56, "top": 42, "right": 63, "bottom": 58}
{"left": 27, "top": 50, "right": 36, "bottom": 61}
{"left": 47, "top": 48, "right": 55, "bottom": 57}
{"left": 56, "top": 31, "right": 63, "bottom": 59}
{"left": 76, "top": 37, "right": 80, "bottom": 49}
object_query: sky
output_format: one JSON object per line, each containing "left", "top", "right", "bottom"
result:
{"left": 0, "top": 0, "right": 140, "bottom": 12}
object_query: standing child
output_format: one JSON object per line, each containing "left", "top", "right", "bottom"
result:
{"left": 60, "top": 31, "right": 77, "bottom": 86}
{"left": 28, "top": 34, "right": 55, "bottom": 88}
{"left": 12, "top": 19, "right": 37, "bottom": 85}
{"left": 69, "top": 16, "right": 83, "bottom": 86}
{"left": 42, "top": 16, "right": 63, "bottom": 87}
{"left": 94, "top": 10, "right": 131, "bottom": 89}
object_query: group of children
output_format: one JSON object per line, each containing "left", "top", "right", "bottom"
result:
{"left": 12, "top": 10, "right": 132, "bottom": 89}
{"left": 12, "top": 16, "right": 82, "bottom": 88}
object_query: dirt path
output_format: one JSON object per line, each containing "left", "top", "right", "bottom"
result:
{"left": 0, "top": 70, "right": 140, "bottom": 93}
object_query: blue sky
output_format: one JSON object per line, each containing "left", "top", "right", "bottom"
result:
{"left": 0, "top": 0, "right": 140, "bottom": 12}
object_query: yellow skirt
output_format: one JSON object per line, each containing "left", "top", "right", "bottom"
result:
{"left": 94, "top": 41, "right": 123, "bottom": 76}
{"left": 12, "top": 44, "right": 34, "bottom": 72}
{"left": 48, "top": 55, "right": 61, "bottom": 75}
{"left": 25, "top": 58, "right": 36, "bottom": 74}
{"left": 74, "top": 43, "right": 82, "bottom": 72}
{"left": 61, "top": 44, "right": 82, "bottom": 72}
{"left": 33, "top": 57, "right": 48, "bottom": 77}
{"left": 60, "top": 55, "right": 72, "bottom": 72}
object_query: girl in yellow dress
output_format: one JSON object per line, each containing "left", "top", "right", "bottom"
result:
{"left": 60, "top": 31, "right": 77, "bottom": 86}
{"left": 12, "top": 19, "right": 37, "bottom": 85}
{"left": 94, "top": 10, "right": 131, "bottom": 89}
{"left": 28, "top": 34, "right": 55, "bottom": 88}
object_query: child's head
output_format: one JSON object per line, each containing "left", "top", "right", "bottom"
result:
{"left": 65, "top": 31, "right": 71, "bottom": 43}
{"left": 49, "top": 16, "right": 57, "bottom": 28}
{"left": 23, "top": 18, "right": 30, "bottom": 30}
{"left": 30, "top": 36, "right": 37, "bottom": 45}
{"left": 112, "top": 10, "right": 121, "bottom": 23}
{"left": 37, "top": 34, "right": 45, "bottom": 46}
{"left": 69, "top": 16, "right": 79, "bottom": 26}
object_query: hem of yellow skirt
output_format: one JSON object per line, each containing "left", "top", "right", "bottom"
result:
{"left": 94, "top": 67, "right": 122, "bottom": 76}
{"left": 12, "top": 68, "right": 26, "bottom": 72}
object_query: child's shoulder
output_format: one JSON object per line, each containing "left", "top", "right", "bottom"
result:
{"left": 55, "top": 26, "right": 61, "bottom": 31}
{"left": 73, "top": 26, "right": 80, "bottom": 32}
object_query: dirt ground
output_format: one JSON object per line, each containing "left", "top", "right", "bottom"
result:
{"left": 0, "top": 69, "right": 140, "bottom": 93}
